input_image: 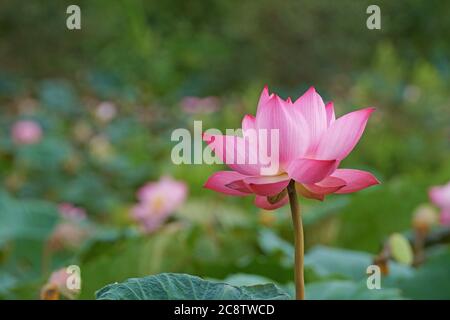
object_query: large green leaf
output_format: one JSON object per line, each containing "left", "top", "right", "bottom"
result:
{"left": 398, "top": 246, "right": 450, "bottom": 299}
{"left": 219, "top": 273, "right": 295, "bottom": 299}
{"left": 258, "top": 228, "right": 294, "bottom": 267}
{"left": 0, "top": 193, "right": 59, "bottom": 297}
{"left": 0, "top": 193, "right": 58, "bottom": 245}
{"left": 305, "top": 245, "right": 413, "bottom": 286}
{"left": 306, "top": 280, "right": 403, "bottom": 300}
{"left": 96, "top": 273, "right": 290, "bottom": 300}
{"left": 220, "top": 273, "right": 274, "bottom": 287}
{"left": 0, "top": 272, "right": 17, "bottom": 296}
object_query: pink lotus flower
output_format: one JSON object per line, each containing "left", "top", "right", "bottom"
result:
{"left": 41, "top": 268, "right": 80, "bottom": 300}
{"left": 203, "top": 86, "right": 380, "bottom": 209}
{"left": 11, "top": 120, "right": 42, "bottom": 145}
{"left": 58, "top": 203, "right": 87, "bottom": 220}
{"left": 48, "top": 222, "right": 88, "bottom": 251}
{"left": 429, "top": 182, "right": 450, "bottom": 225}
{"left": 131, "top": 176, "right": 187, "bottom": 233}
{"left": 49, "top": 203, "right": 89, "bottom": 250}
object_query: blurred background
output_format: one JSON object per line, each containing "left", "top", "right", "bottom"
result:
{"left": 0, "top": 0, "right": 449, "bottom": 299}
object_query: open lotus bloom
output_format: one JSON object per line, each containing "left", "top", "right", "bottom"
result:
{"left": 131, "top": 176, "right": 187, "bottom": 232}
{"left": 204, "top": 86, "right": 380, "bottom": 210}
{"left": 429, "top": 182, "right": 450, "bottom": 225}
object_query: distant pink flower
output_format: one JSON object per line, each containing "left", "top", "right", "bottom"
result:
{"left": 131, "top": 176, "right": 187, "bottom": 233}
{"left": 95, "top": 101, "right": 117, "bottom": 122}
{"left": 41, "top": 268, "right": 80, "bottom": 300}
{"left": 48, "top": 222, "right": 88, "bottom": 250}
{"left": 204, "top": 86, "right": 379, "bottom": 209}
{"left": 11, "top": 120, "right": 42, "bottom": 145}
{"left": 58, "top": 203, "right": 87, "bottom": 220}
{"left": 429, "top": 182, "right": 450, "bottom": 225}
{"left": 48, "top": 269, "right": 70, "bottom": 289}
{"left": 180, "top": 96, "right": 220, "bottom": 114}
{"left": 48, "top": 203, "right": 88, "bottom": 250}
{"left": 440, "top": 211, "right": 450, "bottom": 225}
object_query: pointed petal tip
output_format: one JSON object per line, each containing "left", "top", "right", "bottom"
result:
{"left": 267, "top": 93, "right": 283, "bottom": 105}
{"left": 242, "top": 114, "right": 256, "bottom": 123}
{"left": 203, "top": 176, "right": 214, "bottom": 189}
{"left": 242, "top": 114, "right": 256, "bottom": 131}
{"left": 203, "top": 181, "right": 212, "bottom": 191}
{"left": 360, "top": 171, "right": 381, "bottom": 186}
{"left": 258, "top": 85, "right": 272, "bottom": 105}
{"left": 294, "top": 85, "right": 321, "bottom": 105}
{"left": 363, "top": 107, "right": 376, "bottom": 115}
{"left": 269, "top": 92, "right": 278, "bottom": 99}
{"left": 332, "top": 169, "right": 380, "bottom": 194}
{"left": 364, "top": 175, "right": 381, "bottom": 189}
{"left": 373, "top": 176, "right": 381, "bottom": 185}
{"left": 307, "top": 86, "right": 316, "bottom": 93}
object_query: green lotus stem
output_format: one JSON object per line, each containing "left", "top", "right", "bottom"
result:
{"left": 287, "top": 180, "right": 305, "bottom": 300}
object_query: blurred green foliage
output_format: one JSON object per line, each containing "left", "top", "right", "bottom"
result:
{"left": 0, "top": 0, "right": 449, "bottom": 299}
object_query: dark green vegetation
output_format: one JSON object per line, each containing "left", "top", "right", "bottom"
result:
{"left": 0, "top": 0, "right": 449, "bottom": 299}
